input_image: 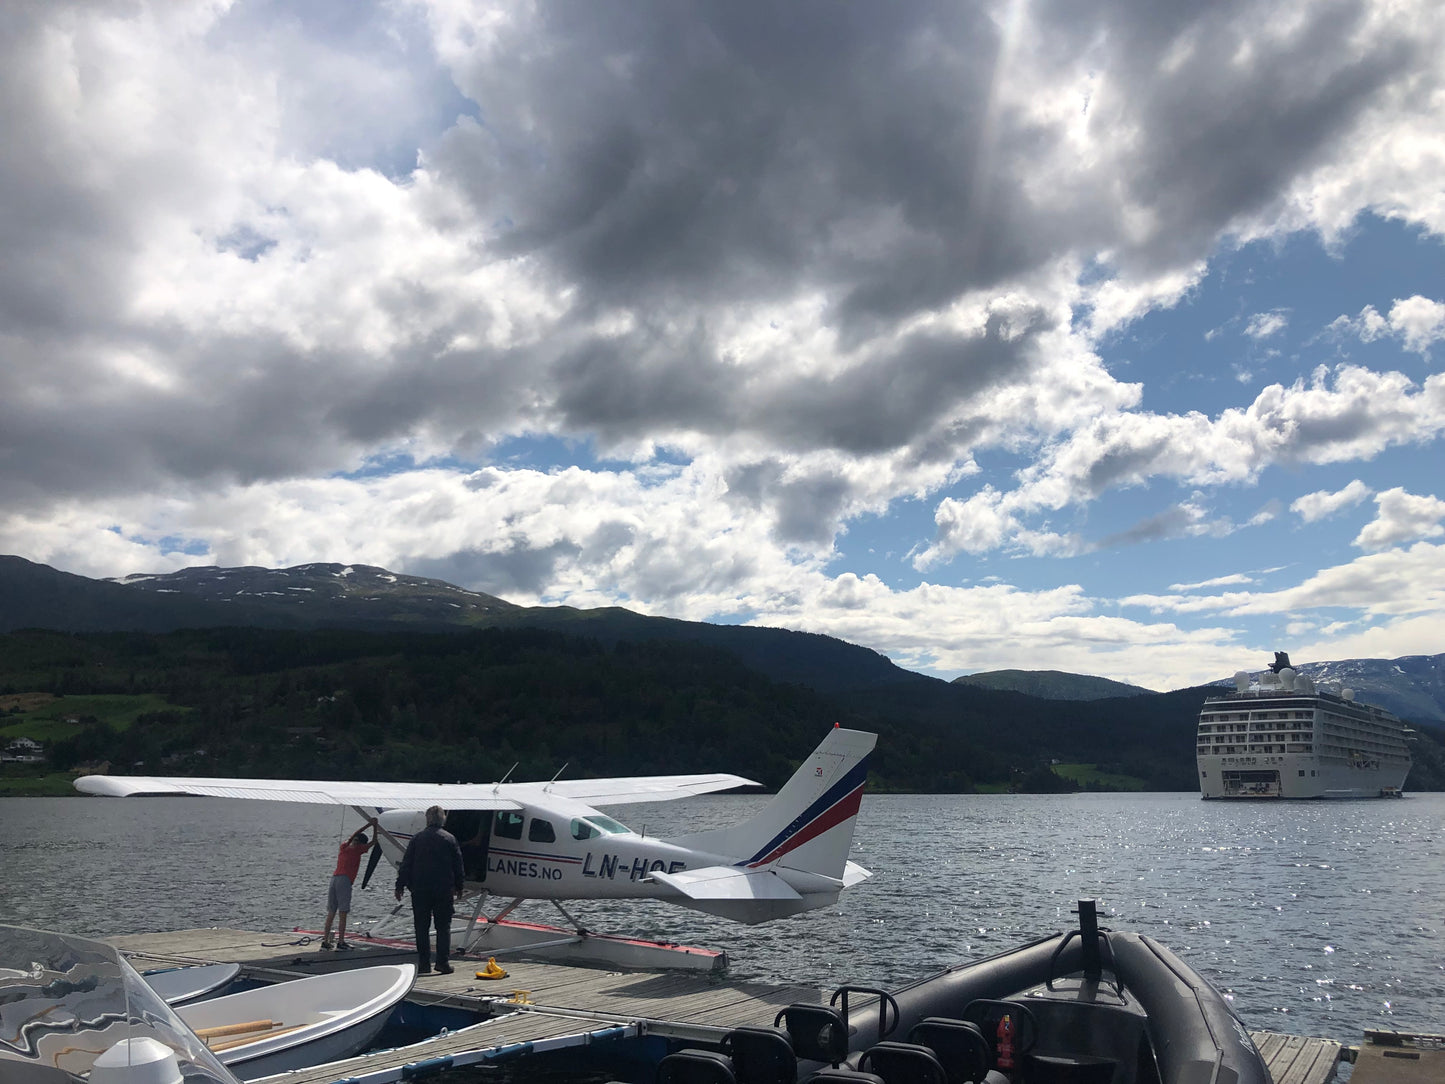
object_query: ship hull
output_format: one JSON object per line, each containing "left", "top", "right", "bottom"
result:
{"left": 1197, "top": 752, "right": 1409, "bottom": 799}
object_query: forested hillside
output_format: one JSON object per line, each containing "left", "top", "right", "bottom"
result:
{"left": 4, "top": 626, "right": 1443, "bottom": 795}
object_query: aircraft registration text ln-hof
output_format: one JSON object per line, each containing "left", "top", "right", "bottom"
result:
{"left": 75, "top": 726, "right": 876, "bottom": 929}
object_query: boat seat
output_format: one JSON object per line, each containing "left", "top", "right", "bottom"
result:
{"left": 859, "top": 1040, "right": 948, "bottom": 1084}
{"left": 657, "top": 1049, "right": 738, "bottom": 1084}
{"left": 776, "top": 1003, "right": 850, "bottom": 1065}
{"left": 1023, "top": 1052, "right": 1116, "bottom": 1083}
{"left": 721, "top": 1026, "right": 796, "bottom": 1084}
{"left": 906, "top": 1018, "right": 992, "bottom": 1084}
{"left": 804, "top": 1068, "right": 886, "bottom": 1084}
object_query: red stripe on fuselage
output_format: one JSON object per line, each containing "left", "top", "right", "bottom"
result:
{"left": 746, "top": 784, "right": 864, "bottom": 868}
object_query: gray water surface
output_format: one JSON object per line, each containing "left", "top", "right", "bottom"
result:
{"left": 2, "top": 791, "right": 1441, "bottom": 1045}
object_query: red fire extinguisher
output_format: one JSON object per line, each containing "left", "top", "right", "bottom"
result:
{"left": 996, "top": 1012, "right": 1016, "bottom": 1073}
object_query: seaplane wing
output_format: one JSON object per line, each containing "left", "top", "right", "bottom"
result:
{"left": 536, "top": 773, "right": 760, "bottom": 804}
{"left": 72, "top": 774, "right": 524, "bottom": 810}
{"left": 72, "top": 771, "right": 759, "bottom": 808}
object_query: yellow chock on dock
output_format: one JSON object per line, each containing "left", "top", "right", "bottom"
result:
{"left": 507, "top": 989, "right": 532, "bottom": 1004}
{"left": 475, "top": 957, "right": 509, "bottom": 980}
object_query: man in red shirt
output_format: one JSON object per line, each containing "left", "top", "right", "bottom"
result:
{"left": 321, "top": 817, "right": 378, "bottom": 950}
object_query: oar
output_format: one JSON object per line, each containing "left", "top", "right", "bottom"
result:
{"left": 193, "top": 1020, "right": 276, "bottom": 1040}
{"left": 208, "top": 1023, "right": 308, "bottom": 1053}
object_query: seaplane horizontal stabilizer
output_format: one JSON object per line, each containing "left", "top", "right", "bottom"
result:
{"left": 647, "top": 865, "right": 804, "bottom": 901}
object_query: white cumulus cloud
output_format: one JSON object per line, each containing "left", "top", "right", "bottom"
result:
{"left": 1353, "top": 487, "right": 1445, "bottom": 550}
{"left": 1291, "top": 480, "right": 1373, "bottom": 523}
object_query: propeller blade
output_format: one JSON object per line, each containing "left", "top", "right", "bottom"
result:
{"left": 360, "top": 840, "right": 384, "bottom": 889}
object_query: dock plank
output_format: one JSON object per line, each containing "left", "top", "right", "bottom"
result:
{"left": 1250, "top": 1031, "right": 1341, "bottom": 1084}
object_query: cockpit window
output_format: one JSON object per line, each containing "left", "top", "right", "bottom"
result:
{"left": 529, "top": 817, "right": 556, "bottom": 843}
{"left": 570, "top": 815, "right": 628, "bottom": 840}
{"left": 494, "top": 810, "right": 524, "bottom": 840}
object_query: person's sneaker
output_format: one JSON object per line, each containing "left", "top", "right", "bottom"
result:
{"left": 319, "top": 939, "right": 334, "bottom": 951}
{"left": 435, "top": 964, "right": 453, "bottom": 974}
{"left": 418, "top": 966, "right": 433, "bottom": 974}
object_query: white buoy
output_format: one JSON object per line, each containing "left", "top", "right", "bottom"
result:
{"left": 90, "top": 1037, "right": 183, "bottom": 1084}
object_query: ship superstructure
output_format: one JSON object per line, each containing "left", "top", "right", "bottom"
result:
{"left": 1197, "top": 652, "right": 1413, "bottom": 799}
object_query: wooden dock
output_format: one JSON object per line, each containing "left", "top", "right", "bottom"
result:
{"left": 109, "top": 928, "right": 1346, "bottom": 1084}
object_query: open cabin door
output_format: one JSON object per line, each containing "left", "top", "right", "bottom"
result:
{"left": 446, "top": 809, "right": 494, "bottom": 882}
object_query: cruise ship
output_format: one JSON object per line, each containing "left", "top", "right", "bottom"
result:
{"left": 1197, "top": 652, "right": 1413, "bottom": 799}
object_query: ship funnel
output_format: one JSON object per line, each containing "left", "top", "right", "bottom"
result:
{"left": 1342, "top": 688, "right": 1354, "bottom": 701}
{"left": 1279, "top": 667, "right": 1296, "bottom": 691}
{"left": 1234, "top": 671, "right": 1250, "bottom": 692}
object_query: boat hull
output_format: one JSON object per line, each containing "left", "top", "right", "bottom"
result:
{"left": 216, "top": 1011, "right": 393, "bottom": 1081}
{"left": 1198, "top": 751, "right": 1410, "bottom": 799}
{"left": 176, "top": 963, "right": 414, "bottom": 1081}
{"left": 841, "top": 925, "right": 1269, "bottom": 1084}
{"left": 144, "top": 962, "right": 242, "bottom": 1006}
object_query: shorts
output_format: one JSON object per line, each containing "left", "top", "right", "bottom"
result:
{"left": 326, "top": 873, "right": 354, "bottom": 914}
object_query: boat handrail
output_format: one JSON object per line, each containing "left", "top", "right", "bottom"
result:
{"left": 1046, "top": 899, "right": 1123, "bottom": 997}
{"left": 829, "top": 986, "right": 901, "bottom": 1041}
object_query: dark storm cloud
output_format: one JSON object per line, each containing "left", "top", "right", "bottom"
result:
{"left": 433, "top": 0, "right": 1051, "bottom": 325}
{"left": 1091, "top": 0, "right": 1415, "bottom": 272}
{"left": 0, "top": 0, "right": 1430, "bottom": 514}
{"left": 438, "top": 0, "right": 1415, "bottom": 321}
{"left": 407, "top": 540, "right": 583, "bottom": 598}
{"left": 1095, "top": 504, "right": 1205, "bottom": 549}
{"left": 553, "top": 307, "right": 1050, "bottom": 455}
{"left": 1084, "top": 436, "right": 1174, "bottom": 496}
{"left": 722, "top": 459, "right": 849, "bottom": 545}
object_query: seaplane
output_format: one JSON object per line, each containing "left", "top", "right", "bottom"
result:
{"left": 75, "top": 726, "right": 875, "bottom": 964}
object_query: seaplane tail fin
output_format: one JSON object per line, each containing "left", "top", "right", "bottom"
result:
{"left": 674, "top": 726, "right": 875, "bottom": 883}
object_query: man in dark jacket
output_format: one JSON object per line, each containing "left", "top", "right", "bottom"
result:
{"left": 394, "top": 805, "right": 465, "bottom": 974}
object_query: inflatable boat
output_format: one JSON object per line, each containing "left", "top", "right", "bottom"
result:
{"left": 659, "top": 900, "right": 1269, "bottom": 1084}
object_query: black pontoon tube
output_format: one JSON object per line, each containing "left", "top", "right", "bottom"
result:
{"left": 844, "top": 933, "right": 1092, "bottom": 1049}
{"left": 1108, "top": 933, "right": 1269, "bottom": 1084}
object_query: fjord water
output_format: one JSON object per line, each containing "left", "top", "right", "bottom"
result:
{"left": 2, "top": 791, "right": 1442, "bottom": 1045}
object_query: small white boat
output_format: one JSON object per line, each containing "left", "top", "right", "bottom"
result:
{"left": 144, "top": 961, "right": 242, "bottom": 1005}
{"left": 176, "top": 963, "right": 415, "bottom": 1081}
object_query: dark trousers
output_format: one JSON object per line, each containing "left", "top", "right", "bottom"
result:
{"left": 410, "top": 891, "right": 454, "bottom": 970}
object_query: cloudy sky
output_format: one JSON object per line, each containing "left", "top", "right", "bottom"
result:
{"left": 4, "top": 0, "right": 1444, "bottom": 690}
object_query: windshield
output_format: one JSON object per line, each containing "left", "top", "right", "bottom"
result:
{"left": 569, "top": 814, "right": 631, "bottom": 840}
{"left": 0, "top": 924, "right": 238, "bottom": 1083}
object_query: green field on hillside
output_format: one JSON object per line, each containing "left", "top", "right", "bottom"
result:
{"left": 0, "top": 766, "right": 81, "bottom": 796}
{"left": 0, "top": 693, "right": 181, "bottom": 740}
{"left": 1052, "top": 763, "right": 1150, "bottom": 791}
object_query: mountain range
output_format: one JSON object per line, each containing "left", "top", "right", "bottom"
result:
{"left": 3, "top": 555, "right": 1443, "bottom": 726}
{"left": 952, "top": 669, "right": 1154, "bottom": 700}
{"left": 0, "top": 556, "right": 927, "bottom": 695}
